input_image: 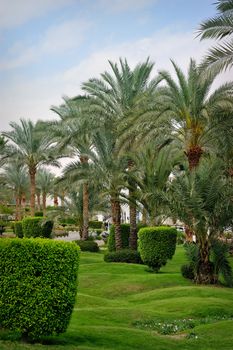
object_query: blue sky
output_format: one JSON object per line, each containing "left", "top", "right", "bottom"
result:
{"left": 0, "top": 0, "right": 228, "bottom": 130}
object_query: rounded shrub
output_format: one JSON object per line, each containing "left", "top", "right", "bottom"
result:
{"left": 22, "top": 217, "right": 53, "bottom": 238}
{"left": 181, "top": 264, "right": 195, "bottom": 280}
{"left": 138, "top": 226, "right": 177, "bottom": 272}
{"left": 75, "top": 240, "right": 99, "bottom": 252}
{"left": 104, "top": 249, "right": 143, "bottom": 264}
{"left": 89, "top": 220, "right": 103, "bottom": 229}
{"left": 14, "top": 221, "right": 23, "bottom": 238}
{"left": 0, "top": 238, "right": 80, "bottom": 340}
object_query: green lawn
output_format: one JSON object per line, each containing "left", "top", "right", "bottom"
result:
{"left": 1, "top": 246, "right": 233, "bottom": 349}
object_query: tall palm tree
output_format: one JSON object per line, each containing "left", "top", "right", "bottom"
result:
{"left": 157, "top": 59, "right": 233, "bottom": 170}
{"left": 51, "top": 96, "right": 93, "bottom": 240}
{"left": 36, "top": 169, "right": 55, "bottom": 216}
{"left": 62, "top": 129, "right": 126, "bottom": 249}
{"left": 3, "top": 119, "right": 60, "bottom": 216}
{"left": 198, "top": 0, "right": 233, "bottom": 72}
{"left": 82, "top": 58, "right": 161, "bottom": 249}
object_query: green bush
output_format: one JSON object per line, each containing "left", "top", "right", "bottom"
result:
{"left": 89, "top": 220, "right": 103, "bottom": 229}
{"left": 138, "top": 226, "right": 177, "bottom": 272}
{"left": 181, "top": 264, "right": 195, "bottom": 280}
{"left": 75, "top": 240, "right": 99, "bottom": 252}
{"left": 35, "top": 211, "right": 43, "bottom": 217}
{"left": 14, "top": 221, "right": 23, "bottom": 238}
{"left": 93, "top": 228, "right": 103, "bottom": 235}
{"left": 0, "top": 220, "right": 6, "bottom": 235}
{"left": 0, "top": 238, "right": 80, "bottom": 339}
{"left": 60, "top": 217, "right": 77, "bottom": 225}
{"left": 104, "top": 249, "right": 143, "bottom": 264}
{"left": 108, "top": 224, "right": 130, "bottom": 251}
{"left": 22, "top": 217, "right": 53, "bottom": 238}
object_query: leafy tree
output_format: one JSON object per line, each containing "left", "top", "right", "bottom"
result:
{"left": 198, "top": 0, "right": 233, "bottom": 72}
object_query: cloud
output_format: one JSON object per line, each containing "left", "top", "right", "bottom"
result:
{"left": 0, "top": 0, "right": 75, "bottom": 29}
{"left": 1, "top": 28, "right": 231, "bottom": 132}
{"left": 96, "top": 0, "right": 157, "bottom": 13}
{"left": 0, "top": 18, "right": 91, "bottom": 70}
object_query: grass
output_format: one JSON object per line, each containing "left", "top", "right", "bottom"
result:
{"left": 1, "top": 246, "right": 233, "bottom": 349}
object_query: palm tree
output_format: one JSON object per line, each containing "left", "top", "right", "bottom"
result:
{"left": 157, "top": 59, "right": 233, "bottom": 170}
{"left": 130, "top": 144, "right": 178, "bottom": 225}
{"left": 51, "top": 96, "right": 93, "bottom": 240}
{"left": 3, "top": 119, "right": 60, "bottom": 216}
{"left": 62, "top": 128, "right": 126, "bottom": 249}
{"left": 198, "top": 0, "right": 233, "bottom": 72}
{"left": 82, "top": 58, "right": 161, "bottom": 249}
{"left": 170, "top": 158, "right": 233, "bottom": 284}
{"left": 1, "top": 162, "right": 29, "bottom": 220}
{"left": 36, "top": 169, "right": 55, "bottom": 216}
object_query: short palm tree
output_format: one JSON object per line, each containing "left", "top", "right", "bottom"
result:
{"left": 198, "top": 0, "right": 233, "bottom": 72}
{"left": 157, "top": 59, "right": 233, "bottom": 169}
{"left": 1, "top": 162, "right": 29, "bottom": 220}
{"left": 170, "top": 158, "right": 233, "bottom": 284}
{"left": 131, "top": 144, "right": 178, "bottom": 225}
{"left": 36, "top": 169, "right": 55, "bottom": 216}
{"left": 3, "top": 119, "right": 60, "bottom": 216}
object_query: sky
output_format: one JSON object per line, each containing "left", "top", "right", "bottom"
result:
{"left": 0, "top": 0, "right": 232, "bottom": 131}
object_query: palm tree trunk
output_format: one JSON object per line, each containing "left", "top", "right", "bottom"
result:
{"left": 61, "top": 190, "right": 65, "bottom": 207}
{"left": 54, "top": 193, "right": 58, "bottom": 207}
{"left": 142, "top": 207, "right": 147, "bottom": 225}
{"left": 112, "top": 197, "right": 122, "bottom": 250}
{"left": 37, "top": 193, "right": 41, "bottom": 211}
{"left": 15, "top": 195, "right": 19, "bottom": 221}
{"left": 18, "top": 196, "right": 22, "bottom": 220}
{"left": 80, "top": 155, "right": 89, "bottom": 241}
{"left": 42, "top": 192, "right": 46, "bottom": 217}
{"left": 82, "top": 182, "right": 89, "bottom": 240}
{"left": 129, "top": 188, "right": 137, "bottom": 250}
{"left": 128, "top": 161, "right": 137, "bottom": 250}
{"left": 186, "top": 146, "right": 203, "bottom": 170}
{"left": 29, "top": 166, "right": 36, "bottom": 217}
{"left": 195, "top": 240, "right": 214, "bottom": 284}
{"left": 22, "top": 193, "right": 26, "bottom": 218}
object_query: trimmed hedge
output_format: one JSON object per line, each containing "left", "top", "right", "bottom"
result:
{"left": 60, "top": 217, "right": 77, "bottom": 226}
{"left": 14, "top": 221, "right": 23, "bottom": 238}
{"left": 0, "top": 238, "right": 80, "bottom": 339}
{"left": 138, "top": 226, "right": 177, "bottom": 272}
{"left": 104, "top": 249, "right": 143, "bottom": 264}
{"left": 108, "top": 224, "right": 130, "bottom": 251}
{"left": 75, "top": 240, "right": 99, "bottom": 252}
{"left": 22, "top": 217, "right": 53, "bottom": 238}
{"left": 89, "top": 220, "right": 103, "bottom": 229}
